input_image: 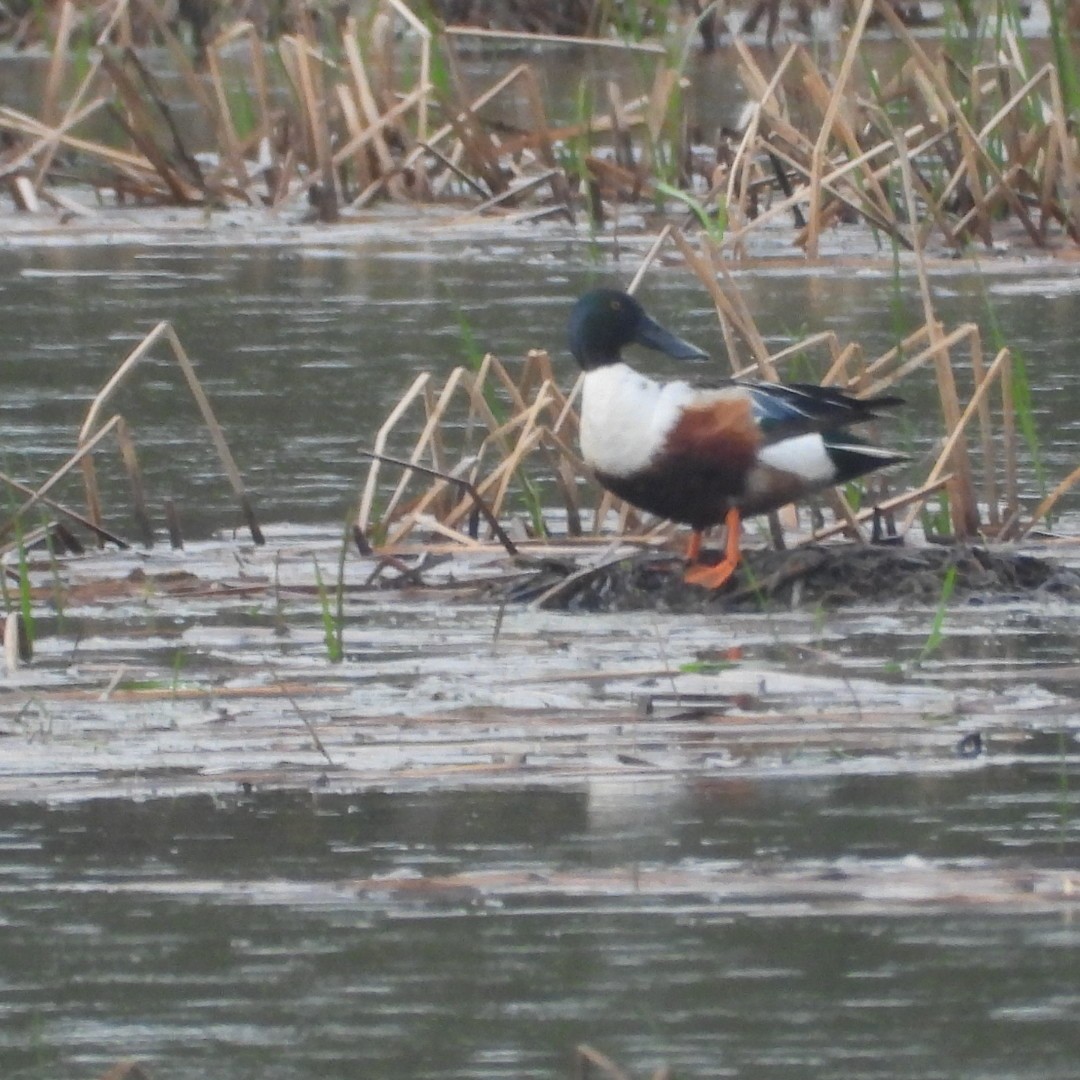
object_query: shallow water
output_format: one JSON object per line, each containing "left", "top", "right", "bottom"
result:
{"left": 1, "top": 774, "right": 1079, "bottom": 1080}
{"left": 4, "top": 102, "right": 1080, "bottom": 1080}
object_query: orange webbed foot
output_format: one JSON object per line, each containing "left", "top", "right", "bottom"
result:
{"left": 683, "top": 508, "right": 742, "bottom": 591}
{"left": 684, "top": 558, "right": 739, "bottom": 590}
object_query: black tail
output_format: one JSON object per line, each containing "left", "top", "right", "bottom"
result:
{"left": 823, "top": 432, "right": 909, "bottom": 484}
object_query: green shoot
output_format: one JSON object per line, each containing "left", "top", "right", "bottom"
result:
{"left": 654, "top": 180, "right": 727, "bottom": 244}
{"left": 16, "top": 529, "right": 34, "bottom": 658}
{"left": 1047, "top": 0, "right": 1080, "bottom": 120}
{"left": 171, "top": 648, "right": 186, "bottom": 695}
{"left": 915, "top": 563, "right": 957, "bottom": 666}
{"left": 313, "top": 558, "right": 344, "bottom": 663}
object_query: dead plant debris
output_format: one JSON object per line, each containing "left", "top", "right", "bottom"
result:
{"left": 1, "top": 0, "right": 1076, "bottom": 250}
{"left": 509, "top": 542, "right": 1080, "bottom": 612}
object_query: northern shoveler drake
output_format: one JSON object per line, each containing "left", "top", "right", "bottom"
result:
{"left": 567, "top": 288, "right": 908, "bottom": 589}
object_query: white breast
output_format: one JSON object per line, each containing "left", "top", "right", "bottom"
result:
{"left": 579, "top": 363, "right": 696, "bottom": 478}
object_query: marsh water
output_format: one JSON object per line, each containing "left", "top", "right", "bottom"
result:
{"left": 5, "top": 130, "right": 1080, "bottom": 1080}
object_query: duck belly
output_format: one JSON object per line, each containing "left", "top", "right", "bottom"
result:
{"left": 595, "top": 463, "right": 745, "bottom": 531}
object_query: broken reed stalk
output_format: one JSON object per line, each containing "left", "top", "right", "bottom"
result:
{"left": 358, "top": 451, "right": 518, "bottom": 556}
{"left": 114, "top": 416, "right": 153, "bottom": 547}
{"left": 77, "top": 321, "right": 264, "bottom": 545}
{"left": 896, "top": 130, "right": 980, "bottom": 539}
{"left": 0, "top": 472, "right": 129, "bottom": 549}
{"left": 0, "top": 415, "right": 122, "bottom": 545}
{"left": 804, "top": 0, "right": 876, "bottom": 258}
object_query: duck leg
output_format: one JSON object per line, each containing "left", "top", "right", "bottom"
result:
{"left": 685, "top": 529, "right": 703, "bottom": 564}
{"left": 684, "top": 507, "right": 742, "bottom": 590}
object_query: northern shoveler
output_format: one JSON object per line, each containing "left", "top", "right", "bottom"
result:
{"left": 567, "top": 288, "right": 908, "bottom": 589}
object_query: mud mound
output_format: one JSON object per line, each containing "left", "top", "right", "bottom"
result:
{"left": 522, "top": 544, "right": 1080, "bottom": 612}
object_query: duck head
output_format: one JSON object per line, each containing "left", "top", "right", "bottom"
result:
{"left": 567, "top": 289, "right": 708, "bottom": 371}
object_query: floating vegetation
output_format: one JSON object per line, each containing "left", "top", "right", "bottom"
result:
{"left": 0, "top": 0, "right": 1075, "bottom": 248}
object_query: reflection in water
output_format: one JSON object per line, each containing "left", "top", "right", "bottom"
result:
{"left": 0, "top": 775, "right": 1078, "bottom": 1080}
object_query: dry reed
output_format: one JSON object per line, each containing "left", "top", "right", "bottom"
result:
{"left": 355, "top": 222, "right": 1062, "bottom": 558}
{"left": 0, "top": 321, "right": 262, "bottom": 555}
{"left": 5, "top": 0, "right": 1072, "bottom": 251}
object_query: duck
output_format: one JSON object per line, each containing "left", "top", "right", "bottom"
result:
{"left": 567, "top": 288, "right": 908, "bottom": 589}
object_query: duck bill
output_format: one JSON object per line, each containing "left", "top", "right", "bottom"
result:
{"left": 634, "top": 314, "right": 707, "bottom": 361}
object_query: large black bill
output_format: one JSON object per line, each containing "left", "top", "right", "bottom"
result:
{"left": 634, "top": 314, "right": 708, "bottom": 361}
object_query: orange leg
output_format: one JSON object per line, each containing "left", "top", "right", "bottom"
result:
{"left": 685, "top": 529, "right": 703, "bottom": 564}
{"left": 684, "top": 507, "right": 742, "bottom": 590}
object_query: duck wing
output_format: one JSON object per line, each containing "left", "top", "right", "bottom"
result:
{"left": 745, "top": 382, "right": 903, "bottom": 443}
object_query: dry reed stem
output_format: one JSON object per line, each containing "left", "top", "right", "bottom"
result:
{"left": 672, "top": 230, "right": 774, "bottom": 375}
{"left": 723, "top": 124, "right": 937, "bottom": 251}
{"left": 1016, "top": 467, "right": 1080, "bottom": 540}
{"left": 442, "top": 25, "right": 665, "bottom": 54}
{"left": 1001, "top": 351, "right": 1019, "bottom": 532}
{"left": 809, "top": 475, "right": 953, "bottom": 543}
{"left": 358, "top": 372, "right": 430, "bottom": 532}
{"left": 798, "top": 44, "right": 894, "bottom": 226}
{"left": 897, "top": 345, "right": 1013, "bottom": 538}
{"left": 77, "top": 322, "right": 263, "bottom": 545}
{"left": 0, "top": 101, "right": 145, "bottom": 175}
{"left": 575, "top": 1044, "right": 634, "bottom": 1080}
{"left": 130, "top": 0, "right": 248, "bottom": 190}
{"left": 968, "top": 335, "right": 999, "bottom": 529}
{"left": 382, "top": 0, "right": 431, "bottom": 144}
{"left": 40, "top": 1, "right": 74, "bottom": 132}
{"left": 114, "top": 416, "right": 153, "bottom": 547}
{"left": 804, "top": 0, "right": 876, "bottom": 258}
{"left": 1, "top": 416, "right": 122, "bottom": 544}
{"left": 0, "top": 473, "right": 129, "bottom": 548}
{"left": 381, "top": 368, "right": 469, "bottom": 523}
{"left": 861, "top": 322, "right": 970, "bottom": 396}
{"left": 281, "top": 34, "right": 338, "bottom": 218}
{"left": 342, "top": 17, "right": 396, "bottom": 178}
{"left": 204, "top": 23, "right": 269, "bottom": 189}
{"left": 331, "top": 86, "right": 430, "bottom": 206}
{"left": 1046, "top": 63, "right": 1080, "bottom": 239}
{"left": 100, "top": 48, "right": 203, "bottom": 203}
{"left": 896, "top": 134, "right": 979, "bottom": 537}
{"left": 627, "top": 224, "right": 674, "bottom": 294}
{"left": 874, "top": 0, "right": 1043, "bottom": 245}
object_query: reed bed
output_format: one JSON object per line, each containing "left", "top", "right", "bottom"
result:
{"left": 1, "top": 0, "right": 1075, "bottom": 247}
{"left": 355, "top": 226, "right": 1067, "bottom": 561}
{"left": 718, "top": 0, "right": 1080, "bottom": 255}
{"left": 0, "top": 249, "right": 1075, "bottom": 605}
{"left": 0, "top": 320, "right": 263, "bottom": 561}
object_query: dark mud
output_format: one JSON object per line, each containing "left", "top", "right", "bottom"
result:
{"left": 517, "top": 542, "right": 1080, "bottom": 612}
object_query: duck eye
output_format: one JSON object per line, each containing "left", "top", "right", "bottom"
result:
{"left": 610, "top": 300, "right": 622, "bottom": 311}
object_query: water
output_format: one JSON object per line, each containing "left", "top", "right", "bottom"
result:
{"left": 1, "top": 777, "right": 1078, "bottom": 1080}
{"left": 4, "top": 130, "right": 1080, "bottom": 1080}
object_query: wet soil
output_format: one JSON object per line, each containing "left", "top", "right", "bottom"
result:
{"left": 507, "top": 540, "right": 1080, "bottom": 611}
{"left": 22, "top": 536, "right": 1080, "bottom": 614}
